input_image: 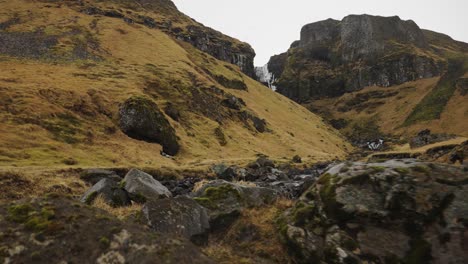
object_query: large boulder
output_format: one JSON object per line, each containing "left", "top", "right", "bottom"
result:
{"left": 123, "top": 169, "right": 172, "bottom": 203}
{"left": 193, "top": 180, "right": 277, "bottom": 230}
{"left": 119, "top": 96, "right": 179, "bottom": 155}
{"left": 142, "top": 197, "right": 210, "bottom": 245}
{"left": 80, "top": 178, "right": 131, "bottom": 207}
{"left": 279, "top": 159, "right": 468, "bottom": 264}
{"left": 0, "top": 196, "right": 213, "bottom": 263}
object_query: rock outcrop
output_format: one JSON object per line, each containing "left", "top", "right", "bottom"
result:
{"left": 192, "top": 180, "right": 278, "bottom": 230}
{"left": 0, "top": 196, "right": 213, "bottom": 263}
{"left": 265, "top": 15, "right": 448, "bottom": 101}
{"left": 119, "top": 96, "right": 180, "bottom": 155}
{"left": 80, "top": 178, "right": 131, "bottom": 207}
{"left": 279, "top": 159, "right": 468, "bottom": 263}
{"left": 123, "top": 169, "right": 172, "bottom": 203}
{"left": 143, "top": 197, "right": 210, "bottom": 244}
{"left": 73, "top": 0, "right": 256, "bottom": 77}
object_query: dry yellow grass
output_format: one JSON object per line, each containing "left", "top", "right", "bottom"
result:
{"left": 0, "top": 0, "right": 351, "bottom": 171}
{"left": 92, "top": 195, "right": 143, "bottom": 220}
{"left": 202, "top": 198, "right": 294, "bottom": 263}
{"left": 310, "top": 77, "right": 468, "bottom": 138}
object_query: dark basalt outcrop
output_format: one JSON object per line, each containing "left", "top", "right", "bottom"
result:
{"left": 267, "top": 15, "right": 448, "bottom": 101}
{"left": 119, "top": 96, "right": 180, "bottom": 155}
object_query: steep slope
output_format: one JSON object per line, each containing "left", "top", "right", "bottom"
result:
{"left": 261, "top": 14, "right": 468, "bottom": 140}
{"left": 0, "top": 0, "right": 350, "bottom": 168}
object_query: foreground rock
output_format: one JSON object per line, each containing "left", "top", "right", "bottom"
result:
{"left": 123, "top": 169, "right": 172, "bottom": 203}
{"left": 80, "top": 178, "right": 131, "bottom": 207}
{"left": 193, "top": 180, "right": 278, "bottom": 230}
{"left": 279, "top": 159, "right": 468, "bottom": 263}
{"left": 0, "top": 196, "right": 213, "bottom": 263}
{"left": 143, "top": 197, "right": 210, "bottom": 245}
{"left": 119, "top": 96, "right": 180, "bottom": 155}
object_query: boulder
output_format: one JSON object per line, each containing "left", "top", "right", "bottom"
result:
{"left": 142, "top": 197, "right": 210, "bottom": 245}
{"left": 1, "top": 196, "right": 213, "bottom": 263}
{"left": 193, "top": 180, "right": 277, "bottom": 230}
{"left": 279, "top": 159, "right": 468, "bottom": 263}
{"left": 80, "top": 169, "right": 121, "bottom": 185}
{"left": 123, "top": 169, "right": 172, "bottom": 203}
{"left": 119, "top": 96, "right": 180, "bottom": 155}
{"left": 80, "top": 178, "right": 131, "bottom": 207}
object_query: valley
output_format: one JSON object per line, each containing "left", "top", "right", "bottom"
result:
{"left": 0, "top": 1, "right": 467, "bottom": 264}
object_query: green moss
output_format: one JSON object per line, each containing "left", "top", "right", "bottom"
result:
{"left": 41, "top": 113, "right": 82, "bottom": 144}
{"left": 404, "top": 239, "right": 432, "bottom": 264}
{"left": 292, "top": 202, "right": 316, "bottom": 226}
{"left": 194, "top": 184, "right": 241, "bottom": 209}
{"left": 404, "top": 57, "right": 467, "bottom": 125}
{"left": 370, "top": 166, "right": 386, "bottom": 173}
{"left": 7, "top": 204, "right": 34, "bottom": 223}
{"left": 132, "top": 192, "right": 147, "bottom": 204}
{"left": 395, "top": 167, "right": 410, "bottom": 175}
{"left": 8, "top": 204, "right": 55, "bottom": 233}
{"left": 99, "top": 236, "right": 110, "bottom": 248}
{"left": 318, "top": 174, "right": 351, "bottom": 223}
{"left": 119, "top": 180, "right": 126, "bottom": 189}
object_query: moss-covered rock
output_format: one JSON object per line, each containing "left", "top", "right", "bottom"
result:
{"left": 193, "top": 180, "right": 278, "bottom": 230}
{"left": 0, "top": 196, "right": 213, "bottom": 263}
{"left": 279, "top": 159, "right": 468, "bottom": 263}
{"left": 119, "top": 96, "right": 180, "bottom": 155}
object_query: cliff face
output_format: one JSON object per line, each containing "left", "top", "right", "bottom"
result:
{"left": 53, "top": 0, "right": 256, "bottom": 77}
{"left": 269, "top": 15, "right": 448, "bottom": 101}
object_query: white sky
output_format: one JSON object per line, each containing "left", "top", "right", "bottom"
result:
{"left": 172, "top": 0, "right": 468, "bottom": 66}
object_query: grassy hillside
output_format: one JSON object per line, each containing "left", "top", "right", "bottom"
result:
{"left": 0, "top": 0, "right": 350, "bottom": 169}
{"left": 308, "top": 75, "right": 468, "bottom": 140}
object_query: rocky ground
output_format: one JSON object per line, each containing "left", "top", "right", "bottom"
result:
{"left": 1, "top": 139, "right": 467, "bottom": 263}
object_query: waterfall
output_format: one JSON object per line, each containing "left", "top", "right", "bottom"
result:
{"left": 255, "top": 63, "right": 277, "bottom": 90}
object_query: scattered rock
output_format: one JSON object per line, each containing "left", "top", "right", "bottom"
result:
{"left": 80, "top": 178, "right": 131, "bottom": 207}
{"left": 119, "top": 96, "right": 180, "bottom": 155}
{"left": 143, "top": 197, "right": 210, "bottom": 245}
{"left": 292, "top": 155, "right": 302, "bottom": 163}
{"left": 410, "top": 129, "right": 456, "bottom": 148}
{"left": 123, "top": 169, "right": 172, "bottom": 203}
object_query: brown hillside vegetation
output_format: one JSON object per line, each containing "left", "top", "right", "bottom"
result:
{"left": 308, "top": 75, "right": 468, "bottom": 139}
{"left": 0, "top": 0, "right": 350, "bottom": 168}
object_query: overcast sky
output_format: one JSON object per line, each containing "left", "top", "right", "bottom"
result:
{"left": 172, "top": 0, "right": 468, "bottom": 66}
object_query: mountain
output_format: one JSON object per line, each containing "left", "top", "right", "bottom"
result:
{"left": 261, "top": 14, "right": 468, "bottom": 141}
{"left": 0, "top": 0, "right": 350, "bottom": 168}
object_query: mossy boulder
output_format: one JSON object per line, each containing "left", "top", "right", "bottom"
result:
{"left": 119, "top": 96, "right": 179, "bottom": 155}
{"left": 0, "top": 196, "right": 213, "bottom": 263}
{"left": 80, "top": 178, "right": 131, "bottom": 207}
{"left": 279, "top": 159, "right": 468, "bottom": 263}
{"left": 142, "top": 197, "right": 210, "bottom": 245}
{"left": 193, "top": 180, "right": 278, "bottom": 230}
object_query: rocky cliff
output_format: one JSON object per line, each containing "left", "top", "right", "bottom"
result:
{"left": 55, "top": 0, "right": 256, "bottom": 77}
{"left": 266, "top": 15, "right": 454, "bottom": 101}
